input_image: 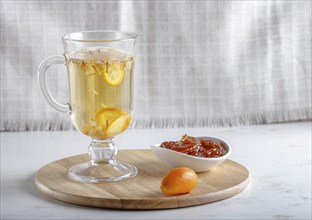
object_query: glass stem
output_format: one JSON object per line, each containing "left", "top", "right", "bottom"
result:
{"left": 88, "top": 138, "right": 117, "bottom": 163}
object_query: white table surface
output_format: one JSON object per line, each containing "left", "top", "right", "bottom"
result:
{"left": 1, "top": 121, "right": 311, "bottom": 219}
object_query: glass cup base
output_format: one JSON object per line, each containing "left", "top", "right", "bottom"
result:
{"left": 68, "top": 159, "right": 138, "bottom": 183}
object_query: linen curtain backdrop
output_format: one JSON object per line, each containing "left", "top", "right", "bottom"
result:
{"left": 0, "top": 0, "right": 311, "bottom": 131}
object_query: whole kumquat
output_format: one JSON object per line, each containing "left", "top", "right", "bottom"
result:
{"left": 160, "top": 167, "right": 198, "bottom": 195}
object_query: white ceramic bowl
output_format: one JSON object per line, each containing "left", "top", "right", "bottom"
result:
{"left": 151, "top": 136, "right": 231, "bottom": 172}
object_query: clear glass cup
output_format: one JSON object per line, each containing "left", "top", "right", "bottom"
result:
{"left": 38, "top": 30, "right": 138, "bottom": 183}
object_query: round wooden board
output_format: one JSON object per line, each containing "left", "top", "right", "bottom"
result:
{"left": 35, "top": 149, "right": 249, "bottom": 209}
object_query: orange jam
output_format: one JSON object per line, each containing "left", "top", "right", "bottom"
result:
{"left": 160, "top": 134, "right": 227, "bottom": 158}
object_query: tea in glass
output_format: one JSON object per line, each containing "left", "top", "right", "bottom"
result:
{"left": 66, "top": 47, "right": 134, "bottom": 140}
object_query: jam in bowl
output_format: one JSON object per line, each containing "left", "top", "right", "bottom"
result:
{"left": 151, "top": 135, "right": 231, "bottom": 172}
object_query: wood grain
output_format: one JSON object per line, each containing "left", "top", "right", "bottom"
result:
{"left": 35, "top": 149, "right": 249, "bottom": 209}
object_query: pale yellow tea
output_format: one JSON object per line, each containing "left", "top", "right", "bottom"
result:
{"left": 66, "top": 47, "right": 134, "bottom": 139}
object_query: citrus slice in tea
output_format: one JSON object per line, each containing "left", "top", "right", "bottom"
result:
{"left": 103, "top": 62, "right": 125, "bottom": 86}
{"left": 95, "top": 107, "right": 130, "bottom": 137}
{"left": 106, "top": 114, "right": 131, "bottom": 137}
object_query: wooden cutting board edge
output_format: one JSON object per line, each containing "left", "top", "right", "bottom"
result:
{"left": 35, "top": 175, "right": 250, "bottom": 210}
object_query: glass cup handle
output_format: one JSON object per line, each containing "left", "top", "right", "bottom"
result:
{"left": 38, "top": 55, "right": 71, "bottom": 114}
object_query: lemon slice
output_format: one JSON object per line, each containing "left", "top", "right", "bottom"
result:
{"left": 95, "top": 107, "right": 130, "bottom": 137}
{"left": 95, "top": 107, "right": 124, "bottom": 128}
{"left": 103, "top": 62, "right": 124, "bottom": 86}
{"left": 106, "top": 114, "right": 131, "bottom": 137}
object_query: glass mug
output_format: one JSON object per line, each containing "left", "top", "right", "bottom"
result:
{"left": 38, "top": 30, "right": 138, "bottom": 183}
